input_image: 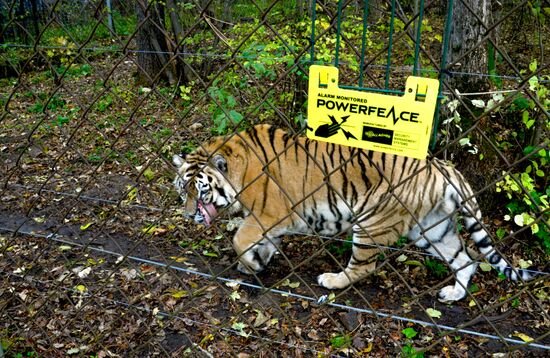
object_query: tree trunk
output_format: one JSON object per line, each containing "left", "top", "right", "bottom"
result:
{"left": 135, "top": 0, "right": 176, "bottom": 85}
{"left": 448, "top": 0, "right": 491, "bottom": 92}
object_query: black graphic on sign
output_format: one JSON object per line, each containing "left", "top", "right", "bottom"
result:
{"left": 362, "top": 125, "right": 394, "bottom": 145}
{"left": 314, "top": 115, "right": 357, "bottom": 140}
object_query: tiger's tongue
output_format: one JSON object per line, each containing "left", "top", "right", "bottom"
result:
{"left": 199, "top": 201, "right": 217, "bottom": 226}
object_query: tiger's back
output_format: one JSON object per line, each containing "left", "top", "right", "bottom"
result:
{"left": 173, "top": 124, "right": 531, "bottom": 301}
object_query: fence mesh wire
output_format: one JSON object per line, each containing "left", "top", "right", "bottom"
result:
{"left": 1, "top": 0, "right": 549, "bottom": 356}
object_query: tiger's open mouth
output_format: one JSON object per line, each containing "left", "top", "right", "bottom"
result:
{"left": 196, "top": 200, "right": 217, "bottom": 226}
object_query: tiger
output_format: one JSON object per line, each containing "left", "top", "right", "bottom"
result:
{"left": 172, "top": 124, "right": 532, "bottom": 302}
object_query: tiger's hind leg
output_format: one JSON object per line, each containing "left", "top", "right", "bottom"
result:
{"left": 409, "top": 201, "right": 477, "bottom": 302}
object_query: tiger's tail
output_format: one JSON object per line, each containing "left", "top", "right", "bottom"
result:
{"left": 455, "top": 187, "right": 533, "bottom": 282}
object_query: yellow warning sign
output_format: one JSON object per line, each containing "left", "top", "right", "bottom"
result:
{"left": 307, "top": 65, "right": 440, "bottom": 159}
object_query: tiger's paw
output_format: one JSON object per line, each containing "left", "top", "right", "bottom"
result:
{"left": 317, "top": 272, "right": 350, "bottom": 289}
{"left": 437, "top": 285, "right": 466, "bottom": 302}
{"left": 237, "top": 251, "right": 264, "bottom": 274}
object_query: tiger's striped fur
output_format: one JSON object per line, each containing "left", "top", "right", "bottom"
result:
{"left": 173, "top": 124, "right": 531, "bottom": 301}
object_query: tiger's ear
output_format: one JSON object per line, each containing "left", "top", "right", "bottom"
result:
{"left": 212, "top": 154, "right": 227, "bottom": 172}
{"left": 173, "top": 154, "right": 185, "bottom": 168}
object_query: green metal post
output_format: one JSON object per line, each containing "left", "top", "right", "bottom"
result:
{"left": 310, "top": 0, "right": 317, "bottom": 63}
{"left": 385, "top": 0, "right": 397, "bottom": 89}
{"left": 413, "top": 0, "right": 425, "bottom": 76}
{"left": 359, "top": 0, "right": 370, "bottom": 87}
{"left": 334, "top": 0, "right": 344, "bottom": 67}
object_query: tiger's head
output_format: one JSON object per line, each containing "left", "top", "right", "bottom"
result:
{"left": 172, "top": 150, "right": 240, "bottom": 226}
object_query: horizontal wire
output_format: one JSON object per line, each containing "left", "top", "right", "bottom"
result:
{"left": 1, "top": 226, "right": 549, "bottom": 351}
{"left": 2, "top": 43, "right": 548, "bottom": 84}
{"left": 4, "top": 183, "right": 548, "bottom": 277}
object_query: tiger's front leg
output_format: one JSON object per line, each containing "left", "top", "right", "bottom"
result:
{"left": 317, "top": 232, "right": 378, "bottom": 289}
{"left": 233, "top": 217, "right": 281, "bottom": 274}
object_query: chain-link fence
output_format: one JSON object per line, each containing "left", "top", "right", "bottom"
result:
{"left": 1, "top": 0, "right": 549, "bottom": 356}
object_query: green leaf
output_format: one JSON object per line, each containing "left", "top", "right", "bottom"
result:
{"left": 529, "top": 59, "right": 537, "bottom": 72}
{"left": 231, "top": 321, "right": 247, "bottom": 331}
{"left": 202, "top": 250, "right": 219, "bottom": 257}
{"left": 143, "top": 168, "right": 155, "bottom": 181}
{"left": 404, "top": 260, "right": 423, "bottom": 266}
{"left": 280, "top": 279, "right": 301, "bottom": 288}
{"left": 519, "top": 259, "right": 532, "bottom": 269}
{"left": 229, "top": 290, "right": 241, "bottom": 301}
{"left": 231, "top": 322, "right": 249, "bottom": 337}
{"left": 513, "top": 97, "right": 529, "bottom": 110}
{"left": 471, "top": 99, "right": 485, "bottom": 108}
{"left": 226, "top": 95, "right": 237, "bottom": 107}
{"left": 496, "top": 228, "right": 506, "bottom": 239}
{"left": 459, "top": 137, "right": 470, "bottom": 146}
{"left": 397, "top": 254, "right": 408, "bottom": 262}
{"left": 167, "top": 289, "right": 188, "bottom": 299}
{"left": 67, "top": 347, "right": 80, "bottom": 355}
{"left": 229, "top": 110, "right": 243, "bottom": 124}
{"left": 330, "top": 334, "right": 351, "bottom": 348}
{"left": 480, "top": 263, "right": 493, "bottom": 272}
{"left": 80, "top": 222, "right": 93, "bottom": 231}
{"left": 402, "top": 327, "right": 418, "bottom": 339}
{"left": 513, "top": 331, "right": 534, "bottom": 342}
{"left": 426, "top": 308, "right": 442, "bottom": 319}
{"left": 522, "top": 110, "right": 529, "bottom": 125}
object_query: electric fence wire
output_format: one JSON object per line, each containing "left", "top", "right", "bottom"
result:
{"left": 2, "top": 43, "right": 549, "bottom": 84}
{"left": 4, "top": 183, "right": 549, "bottom": 277}
{"left": 0, "top": 225, "right": 548, "bottom": 351}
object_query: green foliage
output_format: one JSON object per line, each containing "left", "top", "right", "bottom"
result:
{"left": 401, "top": 327, "right": 424, "bottom": 358}
{"left": 47, "top": 95, "right": 66, "bottom": 111}
{"left": 28, "top": 94, "right": 66, "bottom": 114}
{"left": 496, "top": 147, "right": 549, "bottom": 253}
{"left": 178, "top": 141, "right": 197, "bottom": 154}
{"left": 424, "top": 258, "right": 449, "bottom": 278}
{"left": 179, "top": 82, "right": 195, "bottom": 103}
{"left": 466, "top": 60, "right": 550, "bottom": 254}
{"left": 402, "top": 327, "right": 418, "bottom": 339}
{"left": 396, "top": 236, "right": 409, "bottom": 247}
{"left": 28, "top": 103, "right": 44, "bottom": 114}
{"left": 326, "top": 236, "right": 353, "bottom": 256}
{"left": 496, "top": 149, "right": 549, "bottom": 254}
{"left": 207, "top": 86, "right": 244, "bottom": 135}
{"left": 402, "top": 344, "right": 424, "bottom": 358}
{"left": 329, "top": 334, "right": 352, "bottom": 349}
{"left": 96, "top": 94, "right": 113, "bottom": 113}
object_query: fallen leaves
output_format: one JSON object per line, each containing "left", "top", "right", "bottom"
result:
{"left": 231, "top": 322, "right": 250, "bottom": 337}
{"left": 426, "top": 308, "right": 442, "bottom": 319}
{"left": 512, "top": 331, "right": 533, "bottom": 342}
{"left": 278, "top": 278, "right": 300, "bottom": 288}
{"left": 165, "top": 288, "right": 188, "bottom": 299}
{"left": 79, "top": 222, "right": 93, "bottom": 231}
